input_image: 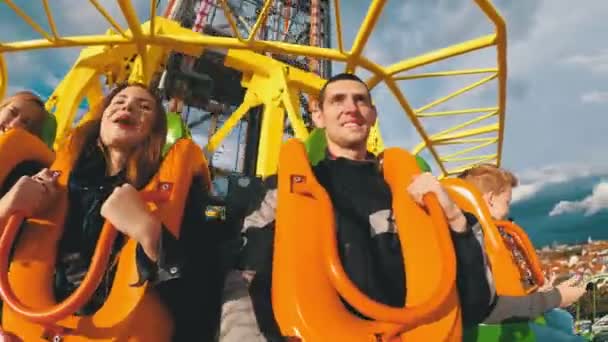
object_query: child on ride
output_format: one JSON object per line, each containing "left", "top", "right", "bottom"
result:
{"left": 0, "top": 91, "right": 52, "bottom": 195}
{"left": 0, "top": 83, "right": 223, "bottom": 341}
{"left": 459, "top": 164, "right": 586, "bottom": 323}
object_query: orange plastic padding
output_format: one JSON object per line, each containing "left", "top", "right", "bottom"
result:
{"left": 273, "top": 139, "right": 461, "bottom": 342}
{"left": 0, "top": 128, "right": 54, "bottom": 187}
{"left": 1, "top": 139, "right": 208, "bottom": 341}
{"left": 0, "top": 192, "right": 169, "bottom": 325}
{"left": 495, "top": 220, "right": 545, "bottom": 288}
{"left": 441, "top": 178, "right": 526, "bottom": 296}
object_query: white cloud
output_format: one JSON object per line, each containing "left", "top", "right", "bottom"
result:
{"left": 549, "top": 180, "right": 608, "bottom": 216}
{"left": 512, "top": 182, "right": 544, "bottom": 203}
{"left": 564, "top": 49, "right": 608, "bottom": 74}
{"left": 581, "top": 91, "right": 608, "bottom": 104}
{"left": 512, "top": 162, "right": 608, "bottom": 203}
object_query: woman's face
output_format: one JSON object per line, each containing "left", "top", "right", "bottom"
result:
{"left": 0, "top": 98, "right": 46, "bottom": 134}
{"left": 99, "top": 86, "right": 157, "bottom": 150}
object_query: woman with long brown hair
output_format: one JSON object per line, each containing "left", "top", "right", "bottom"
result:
{"left": 0, "top": 83, "right": 223, "bottom": 340}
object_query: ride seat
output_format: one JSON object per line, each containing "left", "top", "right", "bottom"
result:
{"left": 272, "top": 139, "right": 461, "bottom": 341}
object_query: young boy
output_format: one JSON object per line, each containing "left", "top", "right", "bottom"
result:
{"left": 459, "top": 164, "right": 586, "bottom": 324}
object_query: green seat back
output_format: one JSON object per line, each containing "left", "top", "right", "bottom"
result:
{"left": 162, "top": 112, "right": 192, "bottom": 156}
{"left": 416, "top": 155, "right": 431, "bottom": 173}
{"left": 304, "top": 128, "right": 327, "bottom": 166}
{"left": 40, "top": 115, "right": 57, "bottom": 149}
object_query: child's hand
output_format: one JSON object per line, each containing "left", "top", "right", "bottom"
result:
{"left": 539, "top": 272, "right": 557, "bottom": 292}
{"left": 556, "top": 277, "right": 587, "bottom": 307}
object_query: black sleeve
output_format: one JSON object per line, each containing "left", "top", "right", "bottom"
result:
{"left": 1, "top": 161, "right": 45, "bottom": 196}
{"left": 238, "top": 175, "right": 277, "bottom": 274}
{"left": 153, "top": 176, "right": 226, "bottom": 341}
{"left": 133, "top": 226, "right": 183, "bottom": 285}
{"left": 451, "top": 212, "right": 493, "bottom": 328}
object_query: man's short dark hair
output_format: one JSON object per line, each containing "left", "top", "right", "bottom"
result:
{"left": 318, "top": 73, "right": 372, "bottom": 108}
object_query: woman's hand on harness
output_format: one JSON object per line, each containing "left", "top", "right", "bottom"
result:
{"left": 407, "top": 172, "right": 467, "bottom": 233}
{"left": 539, "top": 272, "right": 557, "bottom": 292}
{"left": 100, "top": 183, "right": 162, "bottom": 261}
{"left": 0, "top": 168, "right": 59, "bottom": 219}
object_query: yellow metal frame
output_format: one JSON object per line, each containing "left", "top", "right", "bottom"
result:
{"left": 0, "top": 0, "right": 507, "bottom": 178}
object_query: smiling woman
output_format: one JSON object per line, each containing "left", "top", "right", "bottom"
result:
{"left": 0, "top": 83, "right": 223, "bottom": 341}
{"left": 67, "top": 83, "right": 167, "bottom": 188}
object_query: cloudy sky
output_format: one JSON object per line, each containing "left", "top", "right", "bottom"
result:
{"left": 1, "top": 1, "right": 607, "bottom": 183}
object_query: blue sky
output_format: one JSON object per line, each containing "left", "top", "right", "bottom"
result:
{"left": 2, "top": 0, "right": 608, "bottom": 197}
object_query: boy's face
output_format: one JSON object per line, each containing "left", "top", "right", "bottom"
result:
{"left": 484, "top": 186, "right": 513, "bottom": 220}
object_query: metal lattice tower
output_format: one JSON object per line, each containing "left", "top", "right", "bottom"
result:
{"left": 160, "top": 0, "right": 331, "bottom": 176}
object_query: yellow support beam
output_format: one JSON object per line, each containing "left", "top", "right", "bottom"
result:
{"left": 367, "top": 34, "right": 497, "bottom": 88}
{"left": 248, "top": 0, "right": 273, "bottom": 42}
{"left": 256, "top": 102, "right": 286, "bottom": 177}
{"left": 149, "top": 0, "right": 157, "bottom": 36}
{"left": 117, "top": 0, "right": 149, "bottom": 83}
{"left": 333, "top": 0, "right": 345, "bottom": 53}
{"left": 441, "top": 138, "right": 498, "bottom": 160}
{"left": 47, "top": 65, "right": 100, "bottom": 145}
{"left": 345, "top": 0, "right": 386, "bottom": 73}
{"left": 434, "top": 137, "right": 497, "bottom": 146}
{"left": 217, "top": 0, "right": 245, "bottom": 42}
{"left": 42, "top": 0, "right": 60, "bottom": 40}
{"left": 433, "top": 123, "right": 499, "bottom": 142}
{"left": 207, "top": 91, "right": 260, "bottom": 152}
{"left": 0, "top": 54, "right": 6, "bottom": 100}
{"left": 431, "top": 110, "right": 498, "bottom": 141}
{"left": 442, "top": 153, "right": 497, "bottom": 163}
{"left": 417, "top": 107, "right": 498, "bottom": 118}
{"left": 88, "top": 0, "right": 128, "bottom": 38}
{"left": 474, "top": 0, "right": 507, "bottom": 167}
{"left": 4, "top": 0, "right": 53, "bottom": 42}
{"left": 415, "top": 73, "right": 497, "bottom": 113}
{"left": 394, "top": 68, "right": 498, "bottom": 81}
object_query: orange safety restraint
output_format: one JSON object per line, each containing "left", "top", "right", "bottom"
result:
{"left": 272, "top": 139, "right": 461, "bottom": 341}
{"left": 442, "top": 178, "right": 544, "bottom": 296}
{"left": 0, "top": 138, "right": 209, "bottom": 341}
{"left": 495, "top": 220, "right": 545, "bottom": 292}
{"left": 0, "top": 128, "right": 55, "bottom": 188}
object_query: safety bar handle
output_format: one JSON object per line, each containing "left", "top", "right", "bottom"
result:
{"left": 323, "top": 193, "right": 456, "bottom": 330}
{"left": 0, "top": 190, "right": 169, "bottom": 325}
{"left": 494, "top": 220, "right": 545, "bottom": 287}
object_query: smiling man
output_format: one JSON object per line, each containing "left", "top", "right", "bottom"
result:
{"left": 219, "top": 73, "right": 492, "bottom": 341}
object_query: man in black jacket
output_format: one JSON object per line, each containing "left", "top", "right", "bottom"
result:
{"left": 219, "top": 73, "right": 492, "bottom": 341}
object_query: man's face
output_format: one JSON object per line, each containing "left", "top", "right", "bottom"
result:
{"left": 314, "top": 80, "right": 377, "bottom": 150}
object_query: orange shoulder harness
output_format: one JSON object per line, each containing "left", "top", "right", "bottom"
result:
{"left": 272, "top": 139, "right": 461, "bottom": 342}
{"left": 1, "top": 138, "right": 209, "bottom": 342}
